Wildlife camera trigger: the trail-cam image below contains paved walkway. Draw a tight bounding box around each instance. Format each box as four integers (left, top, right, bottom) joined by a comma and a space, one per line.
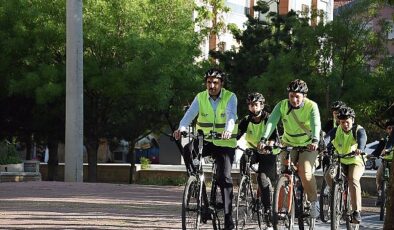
0, 181, 384, 229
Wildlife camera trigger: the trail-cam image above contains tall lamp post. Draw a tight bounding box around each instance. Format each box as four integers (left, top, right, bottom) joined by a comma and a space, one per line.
65, 0, 84, 182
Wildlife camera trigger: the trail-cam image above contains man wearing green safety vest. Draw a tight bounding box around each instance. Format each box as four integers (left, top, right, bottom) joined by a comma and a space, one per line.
258, 79, 321, 219
173, 68, 238, 230
323, 106, 367, 223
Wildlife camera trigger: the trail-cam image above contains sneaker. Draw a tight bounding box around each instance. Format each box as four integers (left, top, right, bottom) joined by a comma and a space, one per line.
264, 208, 272, 227
309, 201, 319, 218
352, 211, 361, 223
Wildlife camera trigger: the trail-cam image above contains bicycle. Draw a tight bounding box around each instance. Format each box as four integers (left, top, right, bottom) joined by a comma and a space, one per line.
235, 147, 274, 230
181, 130, 225, 230
368, 151, 391, 221
272, 146, 315, 230
319, 150, 331, 223
329, 151, 365, 230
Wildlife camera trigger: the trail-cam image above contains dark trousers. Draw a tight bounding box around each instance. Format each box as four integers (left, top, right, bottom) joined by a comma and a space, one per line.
240, 153, 277, 210
183, 140, 235, 227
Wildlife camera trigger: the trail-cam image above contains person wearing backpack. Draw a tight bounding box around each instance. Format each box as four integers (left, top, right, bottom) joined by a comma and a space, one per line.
323, 106, 367, 223
237, 92, 278, 224
258, 79, 321, 218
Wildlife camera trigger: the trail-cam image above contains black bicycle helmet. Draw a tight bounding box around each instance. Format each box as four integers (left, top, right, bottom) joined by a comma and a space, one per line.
204, 68, 225, 82
246, 92, 265, 104
331, 101, 346, 111
337, 106, 356, 120
287, 79, 308, 94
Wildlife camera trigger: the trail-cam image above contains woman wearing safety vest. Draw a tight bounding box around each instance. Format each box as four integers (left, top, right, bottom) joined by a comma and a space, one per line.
258, 79, 321, 219
323, 106, 367, 223
173, 68, 238, 230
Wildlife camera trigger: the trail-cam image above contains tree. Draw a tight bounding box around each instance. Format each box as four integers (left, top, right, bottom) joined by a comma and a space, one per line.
82, 0, 201, 181
0, 0, 202, 182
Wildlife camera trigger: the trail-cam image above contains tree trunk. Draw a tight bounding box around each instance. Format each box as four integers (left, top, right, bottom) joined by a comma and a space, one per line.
129, 144, 136, 184
47, 140, 58, 181
383, 157, 394, 229
86, 138, 98, 182
24, 134, 32, 160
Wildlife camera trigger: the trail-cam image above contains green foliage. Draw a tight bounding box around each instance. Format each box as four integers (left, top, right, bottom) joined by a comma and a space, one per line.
0, 141, 22, 165
139, 157, 151, 170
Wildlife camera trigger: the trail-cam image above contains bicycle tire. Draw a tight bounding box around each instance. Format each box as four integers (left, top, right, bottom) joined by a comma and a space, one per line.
211, 180, 224, 230
345, 189, 352, 230
182, 176, 201, 230
380, 180, 386, 221
319, 179, 330, 222
330, 182, 342, 230
235, 176, 261, 230
273, 176, 295, 230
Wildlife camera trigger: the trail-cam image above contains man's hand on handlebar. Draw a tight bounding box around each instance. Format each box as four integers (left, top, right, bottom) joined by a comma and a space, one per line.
307, 143, 318, 151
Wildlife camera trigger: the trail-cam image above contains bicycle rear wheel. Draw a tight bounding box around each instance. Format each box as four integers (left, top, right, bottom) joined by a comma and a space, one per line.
182, 176, 201, 230
273, 176, 295, 230
319, 179, 330, 223
330, 182, 343, 230
211, 180, 225, 230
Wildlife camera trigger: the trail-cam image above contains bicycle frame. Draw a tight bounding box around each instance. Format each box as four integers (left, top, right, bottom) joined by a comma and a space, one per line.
181, 130, 224, 230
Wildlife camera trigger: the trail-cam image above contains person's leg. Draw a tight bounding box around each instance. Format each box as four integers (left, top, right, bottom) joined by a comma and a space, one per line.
297, 150, 319, 202
347, 164, 364, 212
213, 145, 235, 229
257, 154, 276, 211
376, 164, 383, 192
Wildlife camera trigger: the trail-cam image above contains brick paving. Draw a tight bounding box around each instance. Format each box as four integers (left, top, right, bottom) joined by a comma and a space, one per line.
0, 181, 382, 229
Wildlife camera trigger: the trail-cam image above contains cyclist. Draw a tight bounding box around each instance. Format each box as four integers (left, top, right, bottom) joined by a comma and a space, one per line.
323, 106, 367, 223
237, 92, 278, 222
173, 67, 237, 230
258, 79, 321, 218
320, 101, 347, 175
322, 100, 347, 133
370, 119, 394, 206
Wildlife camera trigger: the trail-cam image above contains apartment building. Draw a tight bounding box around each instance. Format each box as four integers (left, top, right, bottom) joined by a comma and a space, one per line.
197, 0, 334, 59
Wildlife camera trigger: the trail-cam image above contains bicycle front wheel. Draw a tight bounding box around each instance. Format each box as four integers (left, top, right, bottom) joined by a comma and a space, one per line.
330, 182, 343, 230
182, 176, 201, 230
236, 176, 260, 229
211, 179, 225, 230
380, 179, 386, 221
319, 178, 330, 223
273, 176, 295, 230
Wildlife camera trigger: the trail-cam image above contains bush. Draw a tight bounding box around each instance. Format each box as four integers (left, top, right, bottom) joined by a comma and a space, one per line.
0, 141, 23, 165
140, 156, 151, 169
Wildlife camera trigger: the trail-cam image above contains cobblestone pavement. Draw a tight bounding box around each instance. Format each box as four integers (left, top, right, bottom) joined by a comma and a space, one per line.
0, 181, 384, 229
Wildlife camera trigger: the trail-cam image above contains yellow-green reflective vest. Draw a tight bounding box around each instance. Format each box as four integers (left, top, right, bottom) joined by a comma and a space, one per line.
196, 89, 238, 148
245, 121, 265, 149
332, 125, 364, 165
383, 149, 393, 161
279, 98, 315, 146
